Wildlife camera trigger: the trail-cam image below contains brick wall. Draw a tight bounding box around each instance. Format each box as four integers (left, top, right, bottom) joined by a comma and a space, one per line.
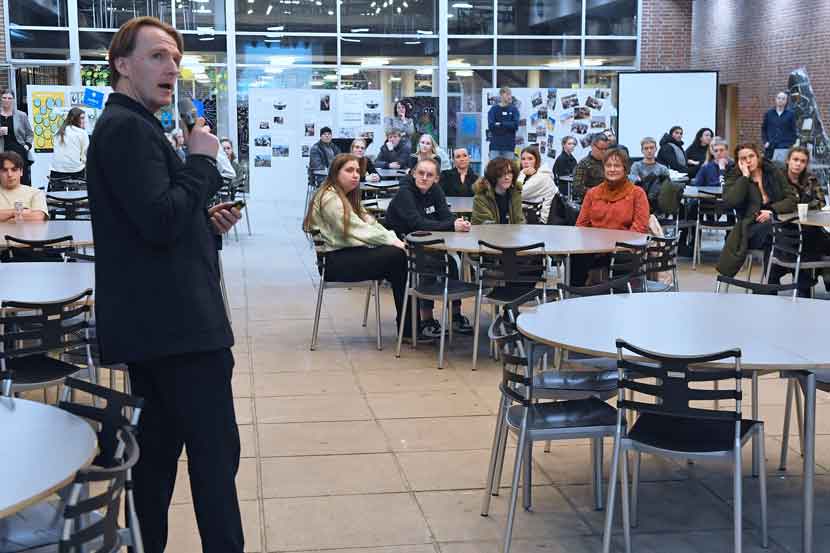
689, 0, 830, 144
640, 0, 693, 71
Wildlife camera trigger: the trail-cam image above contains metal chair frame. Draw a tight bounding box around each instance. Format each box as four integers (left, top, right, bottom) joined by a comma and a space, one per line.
692, 196, 736, 270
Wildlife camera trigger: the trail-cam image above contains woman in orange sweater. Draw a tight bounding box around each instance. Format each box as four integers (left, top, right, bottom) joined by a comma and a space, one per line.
571, 147, 650, 285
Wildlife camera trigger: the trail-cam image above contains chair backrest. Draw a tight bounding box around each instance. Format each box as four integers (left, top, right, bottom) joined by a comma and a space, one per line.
405, 237, 450, 281
769, 218, 803, 267
47, 176, 86, 192
521, 200, 543, 225
715, 274, 798, 298
698, 197, 735, 226
645, 236, 678, 275
58, 428, 139, 553
46, 195, 90, 221
615, 338, 743, 424
3, 234, 75, 262
477, 240, 546, 287
0, 289, 94, 373
60, 376, 144, 468
557, 273, 634, 299
489, 314, 537, 406
610, 242, 647, 282
65, 251, 95, 263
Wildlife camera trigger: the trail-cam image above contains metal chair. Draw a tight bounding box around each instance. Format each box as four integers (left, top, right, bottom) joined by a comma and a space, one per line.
481, 316, 618, 553
0, 289, 97, 399
310, 232, 381, 351
46, 176, 86, 192
2, 235, 75, 263
46, 195, 90, 220
693, 196, 736, 269
764, 218, 830, 297
396, 237, 480, 369
521, 200, 544, 225
643, 236, 679, 292
232, 167, 252, 236
602, 339, 767, 553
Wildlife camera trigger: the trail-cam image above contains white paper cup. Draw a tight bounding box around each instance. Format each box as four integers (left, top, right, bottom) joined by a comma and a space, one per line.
798, 203, 808, 221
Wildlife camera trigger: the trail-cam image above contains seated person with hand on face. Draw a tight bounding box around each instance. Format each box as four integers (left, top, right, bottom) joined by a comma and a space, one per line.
374, 128, 409, 170
693, 137, 733, 188
439, 147, 478, 197
386, 158, 474, 340
351, 138, 380, 182
0, 151, 48, 221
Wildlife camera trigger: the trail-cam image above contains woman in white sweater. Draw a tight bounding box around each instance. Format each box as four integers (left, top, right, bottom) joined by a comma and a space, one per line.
50, 107, 89, 180
517, 146, 558, 223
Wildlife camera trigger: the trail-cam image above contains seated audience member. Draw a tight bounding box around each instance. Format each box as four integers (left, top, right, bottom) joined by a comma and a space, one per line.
409, 133, 441, 171
767, 146, 830, 296
386, 158, 473, 338
471, 158, 525, 225
374, 129, 409, 169
517, 146, 558, 224
221, 138, 242, 177
571, 147, 649, 285
693, 137, 733, 188
350, 138, 380, 182
629, 137, 671, 212
716, 143, 797, 278
439, 148, 478, 197
309, 126, 341, 173
303, 154, 411, 334
657, 125, 688, 173
170, 128, 187, 162
603, 128, 629, 156
572, 132, 609, 201
0, 151, 48, 221
685, 127, 713, 179
553, 135, 578, 179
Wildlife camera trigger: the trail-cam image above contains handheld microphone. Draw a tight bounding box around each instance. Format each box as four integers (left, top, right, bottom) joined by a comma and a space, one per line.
178, 96, 197, 132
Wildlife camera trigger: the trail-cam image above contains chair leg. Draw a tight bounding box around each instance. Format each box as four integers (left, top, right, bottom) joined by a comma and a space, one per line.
362, 285, 372, 327
502, 416, 529, 553
472, 291, 482, 371
752, 372, 760, 477
310, 281, 325, 351
692, 222, 700, 270
758, 426, 769, 548
482, 395, 508, 516
244, 204, 252, 236
631, 451, 641, 528
592, 437, 604, 511
544, 440, 551, 453
374, 281, 382, 351
780, 379, 795, 470
437, 297, 448, 369
734, 442, 743, 553
602, 436, 623, 553
794, 383, 805, 457
395, 286, 411, 357
493, 409, 510, 497
620, 449, 632, 553
522, 439, 532, 511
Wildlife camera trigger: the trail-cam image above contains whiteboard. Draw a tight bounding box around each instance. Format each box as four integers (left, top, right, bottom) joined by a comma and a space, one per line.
617, 72, 717, 156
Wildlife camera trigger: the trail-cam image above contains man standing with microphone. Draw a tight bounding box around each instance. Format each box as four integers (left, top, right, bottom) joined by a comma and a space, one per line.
86, 17, 243, 553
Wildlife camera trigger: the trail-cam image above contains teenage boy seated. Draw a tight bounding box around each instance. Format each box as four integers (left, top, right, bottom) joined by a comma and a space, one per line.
0, 151, 48, 221
374, 128, 410, 169
385, 157, 473, 340
628, 136, 671, 211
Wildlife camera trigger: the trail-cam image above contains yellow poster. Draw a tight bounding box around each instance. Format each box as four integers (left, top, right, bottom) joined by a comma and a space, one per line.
30, 91, 66, 153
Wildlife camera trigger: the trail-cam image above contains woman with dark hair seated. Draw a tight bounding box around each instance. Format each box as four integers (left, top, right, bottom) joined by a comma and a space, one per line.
471, 157, 524, 225
570, 147, 650, 285
716, 142, 797, 278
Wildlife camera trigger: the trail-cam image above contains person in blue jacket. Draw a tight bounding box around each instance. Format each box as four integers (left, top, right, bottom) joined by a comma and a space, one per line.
487, 86, 520, 160
762, 92, 797, 162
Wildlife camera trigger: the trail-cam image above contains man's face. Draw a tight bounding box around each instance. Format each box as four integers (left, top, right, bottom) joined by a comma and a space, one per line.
671, 128, 683, 142
712, 144, 728, 160
0, 160, 21, 189
500, 91, 512, 105
454, 148, 469, 170
641, 142, 656, 160
413, 162, 438, 193
591, 139, 609, 160
321, 131, 332, 143
776, 93, 788, 110
114, 26, 181, 113
387, 133, 400, 147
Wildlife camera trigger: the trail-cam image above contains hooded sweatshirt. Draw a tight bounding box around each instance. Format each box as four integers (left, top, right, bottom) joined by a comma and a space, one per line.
385, 175, 455, 237
685, 141, 709, 179
518, 166, 558, 224
657, 133, 688, 173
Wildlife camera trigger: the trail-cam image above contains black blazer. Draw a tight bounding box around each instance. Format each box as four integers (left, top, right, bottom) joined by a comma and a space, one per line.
439, 168, 478, 197
86, 93, 233, 363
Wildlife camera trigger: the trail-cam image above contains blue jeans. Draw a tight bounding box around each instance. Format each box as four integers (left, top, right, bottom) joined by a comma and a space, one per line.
490, 149, 515, 161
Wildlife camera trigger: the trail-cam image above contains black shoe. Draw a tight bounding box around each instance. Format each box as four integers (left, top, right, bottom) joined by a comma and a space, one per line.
418, 318, 445, 341
452, 313, 474, 335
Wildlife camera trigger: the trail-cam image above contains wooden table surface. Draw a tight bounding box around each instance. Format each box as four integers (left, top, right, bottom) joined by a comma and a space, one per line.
0, 220, 94, 247
416, 224, 648, 255
0, 397, 97, 518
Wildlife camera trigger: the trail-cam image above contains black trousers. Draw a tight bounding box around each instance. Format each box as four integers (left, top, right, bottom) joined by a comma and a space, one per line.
325, 245, 411, 331
569, 253, 610, 286
128, 348, 243, 553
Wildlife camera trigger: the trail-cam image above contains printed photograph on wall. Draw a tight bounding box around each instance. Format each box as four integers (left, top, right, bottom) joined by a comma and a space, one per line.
320, 94, 331, 111
254, 135, 271, 147
272, 145, 290, 157
259, 121, 270, 129
304, 123, 315, 136
254, 154, 271, 167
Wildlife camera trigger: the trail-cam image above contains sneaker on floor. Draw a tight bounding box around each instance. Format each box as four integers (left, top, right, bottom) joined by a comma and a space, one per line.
418, 318, 445, 341
452, 313, 474, 334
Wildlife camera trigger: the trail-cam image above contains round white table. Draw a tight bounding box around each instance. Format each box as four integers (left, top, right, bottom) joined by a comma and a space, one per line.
0, 262, 95, 303
683, 185, 723, 199
517, 292, 829, 553
376, 168, 409, 179
0, 397, 97, 517
0, 221, 94, 248
783, 210, 830, 228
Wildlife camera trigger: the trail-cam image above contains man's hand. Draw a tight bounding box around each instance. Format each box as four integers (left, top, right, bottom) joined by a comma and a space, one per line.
756, 209, 772, 223
764, 142, 770, 149
389, 162, 400, 169
717, 158, 727, 171
209, 202, 242, 234
186, 118, 220, 159
454, 218, 471, 232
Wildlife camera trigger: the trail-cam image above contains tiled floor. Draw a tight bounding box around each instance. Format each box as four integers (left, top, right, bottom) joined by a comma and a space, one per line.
166, 195, 830, 553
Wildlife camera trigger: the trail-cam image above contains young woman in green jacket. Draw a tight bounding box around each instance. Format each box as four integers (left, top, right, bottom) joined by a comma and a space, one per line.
471, 157, 525, 225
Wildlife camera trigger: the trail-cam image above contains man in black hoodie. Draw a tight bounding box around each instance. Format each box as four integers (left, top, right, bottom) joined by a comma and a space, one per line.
657, 126, 688, 173
386, 157, 473, 339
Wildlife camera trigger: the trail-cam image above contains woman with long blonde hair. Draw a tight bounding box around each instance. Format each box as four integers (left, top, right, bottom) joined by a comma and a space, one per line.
409, 133, 441, 171
303, 153, 410, 333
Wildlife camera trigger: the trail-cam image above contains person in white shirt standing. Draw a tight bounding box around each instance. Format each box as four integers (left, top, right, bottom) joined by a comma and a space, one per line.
50, 107, 89, 181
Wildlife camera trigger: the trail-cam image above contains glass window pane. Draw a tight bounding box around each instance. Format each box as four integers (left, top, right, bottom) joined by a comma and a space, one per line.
340, 38, 437, 66
585, 39, 636, 67
236, 36, 337, 65
77, 0, 169, 29
448, 39, 493, 67
178, 66, 230, 138
341, 0, 437, 34
498, 0, 581, 35
448, 69, 491, 170
496, 70, 579, 89
586, 0, 637, 36
497, 39, 580, 68
10, 29, 69, 60
9, 0, 68, 26
448, 0, 493, 35
177, 0, 226, 31
79, 31, 114, 62
235, 0, 336, 33
182, 34, 227, 64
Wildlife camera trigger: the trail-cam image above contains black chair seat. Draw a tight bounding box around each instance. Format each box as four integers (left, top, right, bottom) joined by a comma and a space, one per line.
506, 397, 617, 431
415, 278, 478, 297
7, 355, 82, 385
534, 368, 618, 392
485, 285, 538, 304
628, 413, 758, 453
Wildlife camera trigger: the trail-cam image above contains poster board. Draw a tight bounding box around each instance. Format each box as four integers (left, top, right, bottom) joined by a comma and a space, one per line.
481, 87, 614, 167
247, 88, 384, 197
27, 85, 112, 189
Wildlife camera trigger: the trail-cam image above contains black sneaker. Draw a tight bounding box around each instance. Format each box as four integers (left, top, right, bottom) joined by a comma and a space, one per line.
452, 313, 474, 335
418, 318, 445, 341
